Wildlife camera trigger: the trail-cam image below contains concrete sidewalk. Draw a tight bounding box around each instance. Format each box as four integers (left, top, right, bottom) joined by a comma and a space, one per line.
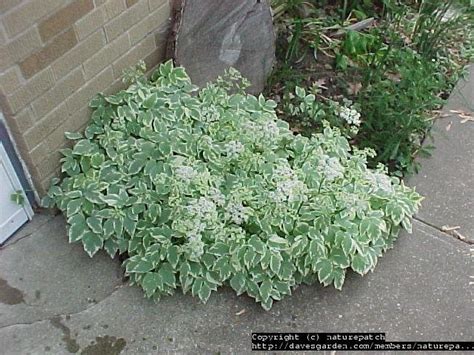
0, 67, 472, 354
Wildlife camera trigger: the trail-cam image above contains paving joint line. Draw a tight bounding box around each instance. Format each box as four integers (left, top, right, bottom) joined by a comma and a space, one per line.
0, 285, 125, 332
413, 216, 473, 245
0, 215, 55, 250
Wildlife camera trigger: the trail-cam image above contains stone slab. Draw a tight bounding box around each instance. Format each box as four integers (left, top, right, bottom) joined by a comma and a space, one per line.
406, 65, 474, 242
0, 219, 470, 354
170, 0, 275, 94
0, 214, 123, 328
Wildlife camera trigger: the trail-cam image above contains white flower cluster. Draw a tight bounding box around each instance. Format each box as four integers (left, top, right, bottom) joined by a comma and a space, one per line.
186, 197, 217, 222
186, 233, 205, 259
201, 106, 220, 122
226, 201, 249, 225
270, 161, 308, 203
262, 120, 279, 137
175, 165, 197, 181
208, 187, 225, 207
367, 172, 393, 194
337, 104, 361, 126
225, 140, 244, 158
319, 155, 344, 181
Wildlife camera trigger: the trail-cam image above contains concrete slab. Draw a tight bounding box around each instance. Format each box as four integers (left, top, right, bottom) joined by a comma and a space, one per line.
0, 214, 123, 328
406, 65, 474, 241
0, 220, 470, 354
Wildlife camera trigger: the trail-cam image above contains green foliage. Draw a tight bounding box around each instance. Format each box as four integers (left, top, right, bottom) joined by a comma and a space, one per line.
43, 62, 422, 310
269, 0, 472, 176
10, 190, 25, 206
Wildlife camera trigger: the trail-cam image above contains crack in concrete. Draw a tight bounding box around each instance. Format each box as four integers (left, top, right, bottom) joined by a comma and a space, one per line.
413, 217, 473, 245
0, 215, 55, 250
0, 285, 125, 332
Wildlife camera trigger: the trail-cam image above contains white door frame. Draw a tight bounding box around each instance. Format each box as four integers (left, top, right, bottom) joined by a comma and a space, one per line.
0, 143, 34, 244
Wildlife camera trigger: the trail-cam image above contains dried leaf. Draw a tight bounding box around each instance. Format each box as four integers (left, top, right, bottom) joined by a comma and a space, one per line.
445, 121, 452, 131
452, 230, 466, 240
441, 225, 460, 231
348, 82, 362, 95
235, 309, 246, 316
314, 78, 327, 89
386, 72, 401, 82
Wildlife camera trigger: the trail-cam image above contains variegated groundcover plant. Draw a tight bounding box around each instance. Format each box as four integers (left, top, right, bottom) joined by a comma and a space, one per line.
42, 61, 422, 310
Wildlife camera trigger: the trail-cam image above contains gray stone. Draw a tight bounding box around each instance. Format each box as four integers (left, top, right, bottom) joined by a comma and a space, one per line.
0, 214, 123, 328
406, 65, 474, 242
169, 0, 275, 94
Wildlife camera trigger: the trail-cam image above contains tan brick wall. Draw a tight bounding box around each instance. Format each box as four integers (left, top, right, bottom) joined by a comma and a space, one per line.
0, 0, 170, 197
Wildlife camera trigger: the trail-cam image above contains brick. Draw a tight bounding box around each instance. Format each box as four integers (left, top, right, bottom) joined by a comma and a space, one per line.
66, 107, 91, 134
66, 67, 114, 113
51, 110, 91, 154
39, 174, 57, 196
126, 0, 139, 7
74, 6, 107, 40
24, 103, 69, 150
6, 68, 55, 114
44, 107, 91, 155
0, 105, 34, 134
0, 0, 22, 13
129, 1, 170, 45
0, 67, 22, 92
32, 67, 85, 118
143, 22, 168, 71
83, 33, 130, 80
112, 35, 155, 79
41, 164, 61, 184
6, 28, 43, 63
104, 0, 126, 21
38, 0, 94, 42
19, 29, 78, 79
2, 0, 64, 38
29, 140, 50, 165
148, 0, 167, 11
3, 126, 31, 163
0, 46, 13, 72
51, 30, 106, 80
104, 77, 127, 95
36, 150, 62, 179
12, 108, 34, 133
144, 46, 165, 74
0, 25, 7, 46
104, 0, 148, 41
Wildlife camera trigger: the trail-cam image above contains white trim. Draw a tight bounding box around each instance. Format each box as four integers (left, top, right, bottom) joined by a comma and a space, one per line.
0, 143, 34, 218
0, 111, 39, 204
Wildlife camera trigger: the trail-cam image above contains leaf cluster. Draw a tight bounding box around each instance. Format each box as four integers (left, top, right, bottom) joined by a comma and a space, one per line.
43, 61, 422, 309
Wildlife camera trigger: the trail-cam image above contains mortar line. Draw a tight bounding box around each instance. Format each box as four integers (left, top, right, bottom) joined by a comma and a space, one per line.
413, 216, 473, 245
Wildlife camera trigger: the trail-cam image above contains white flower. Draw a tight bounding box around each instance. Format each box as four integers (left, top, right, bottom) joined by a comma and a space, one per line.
337, 105, 361, 126
202, 106, 220, 122
176, 165, 197, 181
226, 201, 249, 225
187, 197, 217, 221
271, 161, 308, 202
368, 172, 393, 193
273, 162, 296, 181
319, 156, 344, 181
208, 187, 225, 207
225, 140, 244, 158
187, 233, 205, 259
262, 120, 279, 137
276, 179, 308, 202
